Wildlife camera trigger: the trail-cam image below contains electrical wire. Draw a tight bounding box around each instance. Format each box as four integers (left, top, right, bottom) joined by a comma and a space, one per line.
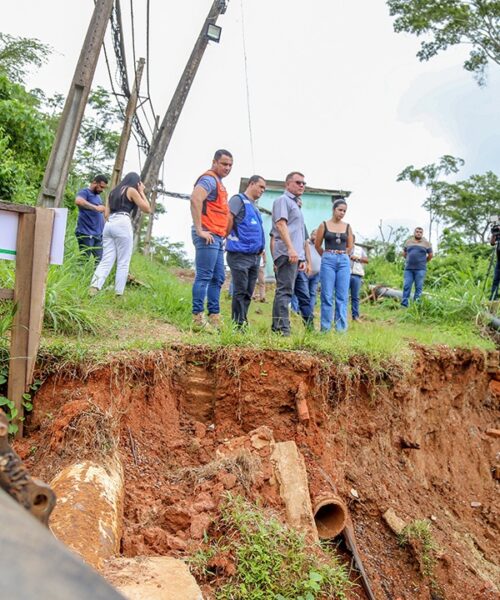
240, 0, 256, 171
145, 0, 157, 124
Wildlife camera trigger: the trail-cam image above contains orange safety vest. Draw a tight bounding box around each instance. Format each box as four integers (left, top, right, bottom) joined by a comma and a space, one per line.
196, 170, 229, 236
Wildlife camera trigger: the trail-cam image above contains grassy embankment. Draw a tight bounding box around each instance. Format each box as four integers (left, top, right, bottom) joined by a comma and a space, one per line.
0, 236, 496, 375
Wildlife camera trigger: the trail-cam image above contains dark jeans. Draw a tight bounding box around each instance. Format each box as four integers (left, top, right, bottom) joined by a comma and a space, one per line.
402, 269, 426, 307
490, 260, 500, 300
191, 228, 225, 315
76, 233, 103, 262
226, 252, 260, 326
293, 271, 314, 328
291, 272, 320, 317
350, 274, 363, 319
272, 255, 299, 335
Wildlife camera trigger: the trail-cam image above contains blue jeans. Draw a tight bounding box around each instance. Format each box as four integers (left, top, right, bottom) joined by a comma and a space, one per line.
490, 260, 499, 300
402, 269, 426, 307
350, 274, 363, 319
291, 272, 320, 316
320, 253, 350, 332
76, 233, 103, 263
293, 270, 314, 328
192, 228, 225, 315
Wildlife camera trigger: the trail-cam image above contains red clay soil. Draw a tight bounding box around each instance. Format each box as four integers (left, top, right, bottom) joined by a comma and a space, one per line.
15, 344, 500, 600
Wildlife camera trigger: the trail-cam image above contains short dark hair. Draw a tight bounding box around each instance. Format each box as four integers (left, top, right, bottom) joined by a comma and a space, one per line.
93, 174, 108, 184
248, 175, 265, 186
332, 198, 347, 209
213, 149, 233, 161
285, 171, 304, 183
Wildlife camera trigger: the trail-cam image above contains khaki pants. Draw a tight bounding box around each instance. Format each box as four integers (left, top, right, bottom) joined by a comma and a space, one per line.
253, 266, 266, 301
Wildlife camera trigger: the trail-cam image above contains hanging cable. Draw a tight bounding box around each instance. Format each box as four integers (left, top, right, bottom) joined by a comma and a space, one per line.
145, 0, 157, 124
240, 0, 256, 171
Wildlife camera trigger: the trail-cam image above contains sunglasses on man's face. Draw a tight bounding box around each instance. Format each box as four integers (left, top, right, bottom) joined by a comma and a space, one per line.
293, 181, 306, 186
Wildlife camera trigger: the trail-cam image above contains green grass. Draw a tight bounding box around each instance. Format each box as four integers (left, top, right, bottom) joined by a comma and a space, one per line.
0, 238, 496, 373
189, 494, 353, 600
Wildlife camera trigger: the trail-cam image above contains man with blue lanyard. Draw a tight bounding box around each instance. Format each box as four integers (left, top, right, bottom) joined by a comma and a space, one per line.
401, 226, 433, 307
226, 176, 267, 327
75, 175, 108, 262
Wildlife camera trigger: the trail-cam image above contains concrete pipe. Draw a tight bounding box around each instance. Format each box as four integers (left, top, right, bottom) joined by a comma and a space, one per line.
313, 495, 348, 539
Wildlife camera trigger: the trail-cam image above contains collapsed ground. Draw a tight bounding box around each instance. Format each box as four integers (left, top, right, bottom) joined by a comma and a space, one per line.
14, 343, 500, 600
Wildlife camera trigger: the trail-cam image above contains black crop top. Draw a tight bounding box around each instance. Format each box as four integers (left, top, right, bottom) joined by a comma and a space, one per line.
323, 221, 350, 251
109, 187, 137, 218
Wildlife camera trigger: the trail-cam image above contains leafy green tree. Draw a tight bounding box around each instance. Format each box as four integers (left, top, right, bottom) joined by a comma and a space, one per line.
73, 86, 121, 181
0, 74, 53, 203
397, 155, 464, 239
431, 171, 500, 242
0, 33, 51, 83
387, 0, 500, 84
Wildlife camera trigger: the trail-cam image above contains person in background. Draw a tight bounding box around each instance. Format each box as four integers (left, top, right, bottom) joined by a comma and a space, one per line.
489, 229, 500, 301
291, 228, 321, 316
270, 172, 313, 336
401, 227, 433, 307
349, 234, 369, 321
90, 172, 150, 296
253, 250, 267, 302
226, 175, 267, 327
190, 149, 233, 329
315, 198, 353, 332
75, 174, 108, 262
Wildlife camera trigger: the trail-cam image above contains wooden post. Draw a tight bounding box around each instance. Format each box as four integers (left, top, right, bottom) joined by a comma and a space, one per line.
4, 205, 54, 437
110, 58, 145, 190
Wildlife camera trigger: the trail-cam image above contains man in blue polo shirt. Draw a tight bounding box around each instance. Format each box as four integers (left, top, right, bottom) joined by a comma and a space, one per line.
75, 175, 108, 262
401, 227, 433, 307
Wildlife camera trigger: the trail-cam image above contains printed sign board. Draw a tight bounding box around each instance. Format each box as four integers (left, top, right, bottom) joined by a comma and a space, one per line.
0, 208, 68, 265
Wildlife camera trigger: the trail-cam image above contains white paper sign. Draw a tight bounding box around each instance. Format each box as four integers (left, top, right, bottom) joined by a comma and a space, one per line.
0, 208, 68, 264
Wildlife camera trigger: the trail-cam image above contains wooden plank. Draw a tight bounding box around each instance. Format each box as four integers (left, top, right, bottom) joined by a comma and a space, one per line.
0, 288, 14, 300
0, 201, 36, 214
26, 208, 55, 385
7, 212, 36, 437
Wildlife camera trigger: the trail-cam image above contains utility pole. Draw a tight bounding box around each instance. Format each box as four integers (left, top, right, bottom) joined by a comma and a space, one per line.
110, 58, 145, 189
37, 0, 114, 208
135, 0, 229, 238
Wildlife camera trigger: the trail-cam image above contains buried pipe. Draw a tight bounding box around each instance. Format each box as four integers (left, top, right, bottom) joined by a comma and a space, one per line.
312, 494, 348, 539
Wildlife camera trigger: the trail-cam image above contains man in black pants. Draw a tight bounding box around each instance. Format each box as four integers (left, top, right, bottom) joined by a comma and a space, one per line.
226, 176, 267, 327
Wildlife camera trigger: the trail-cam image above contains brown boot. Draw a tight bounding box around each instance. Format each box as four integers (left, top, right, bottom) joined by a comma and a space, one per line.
207, 313, 222, 330
192, 313, 206, 331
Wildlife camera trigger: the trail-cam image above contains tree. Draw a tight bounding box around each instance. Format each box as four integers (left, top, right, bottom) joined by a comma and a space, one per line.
397, 155, 464, 239
73, 86, 122, 180
430, 171, 500, 242
0, 33, 51, 84
387, 0, 500, 84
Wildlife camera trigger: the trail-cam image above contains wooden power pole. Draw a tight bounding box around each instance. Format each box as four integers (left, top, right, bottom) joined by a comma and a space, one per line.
110, 58, 145, 189
135, 0, 229, 239
37, 0, 114, 208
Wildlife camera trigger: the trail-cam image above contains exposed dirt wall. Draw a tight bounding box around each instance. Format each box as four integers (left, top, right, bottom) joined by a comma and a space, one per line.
17, 345, 500, 600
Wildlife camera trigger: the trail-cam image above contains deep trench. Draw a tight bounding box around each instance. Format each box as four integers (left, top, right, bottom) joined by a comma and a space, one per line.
17, 345, 500, 600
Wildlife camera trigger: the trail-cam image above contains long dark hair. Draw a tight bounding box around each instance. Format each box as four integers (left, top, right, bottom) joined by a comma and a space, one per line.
108, 172, 141, 213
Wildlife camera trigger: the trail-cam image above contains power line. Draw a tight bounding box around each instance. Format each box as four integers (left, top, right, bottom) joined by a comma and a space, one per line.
145, 0, 157, 124
240, 0, 255, 171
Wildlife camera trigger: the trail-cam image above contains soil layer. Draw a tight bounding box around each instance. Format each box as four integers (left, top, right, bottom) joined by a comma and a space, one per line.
16, 344, 500, 600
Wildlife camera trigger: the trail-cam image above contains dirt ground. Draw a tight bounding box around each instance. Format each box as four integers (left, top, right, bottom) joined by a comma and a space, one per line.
15, 344, 500, 600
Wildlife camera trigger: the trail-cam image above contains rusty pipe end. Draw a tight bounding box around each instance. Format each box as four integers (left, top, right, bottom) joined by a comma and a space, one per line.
313, 495, 348, 539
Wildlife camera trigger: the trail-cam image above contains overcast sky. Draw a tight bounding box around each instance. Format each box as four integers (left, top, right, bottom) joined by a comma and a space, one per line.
2, 1, 500, 257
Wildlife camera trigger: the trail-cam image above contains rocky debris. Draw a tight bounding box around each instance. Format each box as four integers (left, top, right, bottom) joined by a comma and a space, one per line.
485, 428, 500, 438
382, 508, 407, 536
103, 556, 203, 600
489, 379, 500, 398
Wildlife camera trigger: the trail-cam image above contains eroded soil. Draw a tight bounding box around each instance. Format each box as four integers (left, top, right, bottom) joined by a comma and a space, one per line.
15, 344, 500, 600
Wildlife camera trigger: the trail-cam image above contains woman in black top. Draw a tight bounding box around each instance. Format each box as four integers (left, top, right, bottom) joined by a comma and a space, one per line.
314, 198, 353, 331
90, 172, 150, 296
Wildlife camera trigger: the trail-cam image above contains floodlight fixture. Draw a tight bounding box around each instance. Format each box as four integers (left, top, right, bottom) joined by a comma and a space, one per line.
206, 23, 222, 43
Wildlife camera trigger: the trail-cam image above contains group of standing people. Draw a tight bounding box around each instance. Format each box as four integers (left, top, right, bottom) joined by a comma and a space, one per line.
189, 149, 371, 335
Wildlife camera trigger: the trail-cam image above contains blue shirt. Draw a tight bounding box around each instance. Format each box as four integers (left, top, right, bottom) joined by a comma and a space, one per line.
196, 175, 218, 201
75, 188, 104, 236
404, 237, 432, 270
